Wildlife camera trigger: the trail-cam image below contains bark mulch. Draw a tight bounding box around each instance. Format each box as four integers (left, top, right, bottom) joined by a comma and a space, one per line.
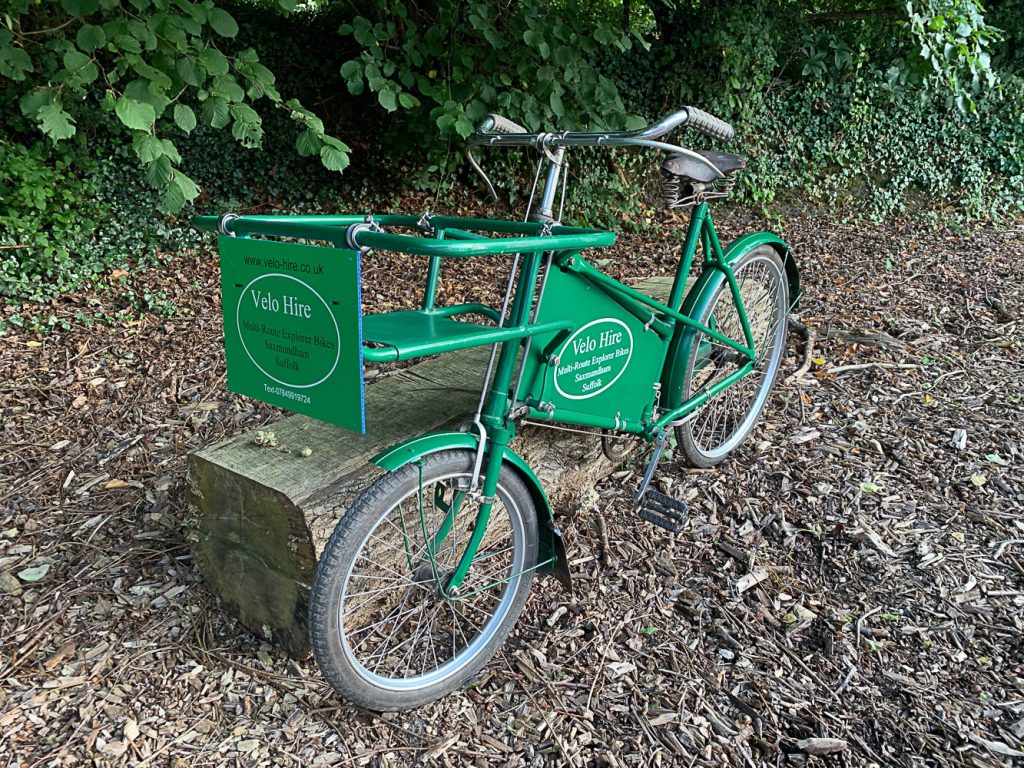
1, 208, 1022, 767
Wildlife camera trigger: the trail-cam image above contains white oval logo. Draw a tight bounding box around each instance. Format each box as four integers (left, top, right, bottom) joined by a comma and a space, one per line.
552, 317, 633, 400
235, 273, 341, 389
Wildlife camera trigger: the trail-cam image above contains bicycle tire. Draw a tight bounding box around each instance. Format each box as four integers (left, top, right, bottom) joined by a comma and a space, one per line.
309, 450, 538, 711
676, 245, 789, 467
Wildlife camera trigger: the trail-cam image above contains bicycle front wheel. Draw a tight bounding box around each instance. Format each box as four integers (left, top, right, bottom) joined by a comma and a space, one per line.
308, 450, 538, 711
676, 245, 789, 467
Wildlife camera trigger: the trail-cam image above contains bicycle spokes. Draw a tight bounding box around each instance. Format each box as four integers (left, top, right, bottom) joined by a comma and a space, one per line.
341, 473, 520, 682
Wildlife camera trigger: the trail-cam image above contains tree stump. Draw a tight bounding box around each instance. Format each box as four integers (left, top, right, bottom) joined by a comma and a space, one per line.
187, 278, 672, 658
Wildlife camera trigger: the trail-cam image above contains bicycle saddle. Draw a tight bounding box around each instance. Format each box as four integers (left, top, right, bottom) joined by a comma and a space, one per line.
661, 150, 746, 183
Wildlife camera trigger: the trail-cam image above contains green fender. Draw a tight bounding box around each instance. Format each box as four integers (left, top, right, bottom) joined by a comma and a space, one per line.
661, 232, 799, 408
372, 431, 570, 589
724, 231, 800, 308
372, 431, 482, 471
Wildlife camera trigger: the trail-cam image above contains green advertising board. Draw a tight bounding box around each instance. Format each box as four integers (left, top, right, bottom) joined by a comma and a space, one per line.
218, 236, 365, 433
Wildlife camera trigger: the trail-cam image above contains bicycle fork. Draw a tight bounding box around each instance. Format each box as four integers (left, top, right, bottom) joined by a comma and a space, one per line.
416, 146, 571, 597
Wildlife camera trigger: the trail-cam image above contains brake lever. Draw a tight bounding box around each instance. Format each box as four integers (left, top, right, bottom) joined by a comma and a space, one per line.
464, 147, 498, 202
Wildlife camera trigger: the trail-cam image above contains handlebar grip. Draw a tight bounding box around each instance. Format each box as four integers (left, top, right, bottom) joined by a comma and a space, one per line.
685, 106, 734, 142
478, 114, 528, 135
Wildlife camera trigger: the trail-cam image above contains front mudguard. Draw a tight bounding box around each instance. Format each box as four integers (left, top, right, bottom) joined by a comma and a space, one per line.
661, 232, 799, 408
372, 431, 572, 591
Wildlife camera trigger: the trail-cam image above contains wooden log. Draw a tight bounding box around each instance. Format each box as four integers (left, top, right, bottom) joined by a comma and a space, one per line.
187, 277, 673, 658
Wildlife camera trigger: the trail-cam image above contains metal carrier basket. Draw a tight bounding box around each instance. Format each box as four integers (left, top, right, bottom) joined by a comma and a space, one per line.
661, 169, 736, 210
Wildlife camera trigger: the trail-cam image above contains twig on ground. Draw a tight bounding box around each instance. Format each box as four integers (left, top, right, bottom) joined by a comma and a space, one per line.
834, 661, 858, 695
993, 539, 1024, 559
855, 606, 883, 652
827, 362, 924, 374
585, 618, 627, 714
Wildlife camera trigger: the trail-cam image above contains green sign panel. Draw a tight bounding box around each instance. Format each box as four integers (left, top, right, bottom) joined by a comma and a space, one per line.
218, 236, 365, 433
552, 318, 634, 399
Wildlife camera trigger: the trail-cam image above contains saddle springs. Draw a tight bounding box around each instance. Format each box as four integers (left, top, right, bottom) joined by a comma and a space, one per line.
661, 170, 736, 210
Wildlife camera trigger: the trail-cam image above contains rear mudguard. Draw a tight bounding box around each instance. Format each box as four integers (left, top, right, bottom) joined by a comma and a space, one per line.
661, 232, 799, 407
372, 431, 572, 591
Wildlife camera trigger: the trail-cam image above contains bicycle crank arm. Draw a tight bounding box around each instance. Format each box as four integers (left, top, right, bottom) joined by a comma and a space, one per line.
635, 430, 669, 505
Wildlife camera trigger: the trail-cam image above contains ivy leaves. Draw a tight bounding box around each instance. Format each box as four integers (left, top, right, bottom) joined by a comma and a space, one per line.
1, 0, 346, 213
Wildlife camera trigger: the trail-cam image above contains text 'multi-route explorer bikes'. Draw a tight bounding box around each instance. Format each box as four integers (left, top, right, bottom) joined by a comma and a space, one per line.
194, 104, 800, 711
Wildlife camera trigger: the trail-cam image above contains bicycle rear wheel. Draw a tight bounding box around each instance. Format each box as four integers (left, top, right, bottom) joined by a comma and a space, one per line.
308, 450, 537, 711
676, 245, 789, 467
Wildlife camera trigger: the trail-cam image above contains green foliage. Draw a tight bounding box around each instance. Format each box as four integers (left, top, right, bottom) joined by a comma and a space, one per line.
627, 0, 1006, 121
903, 0, 1002, 110
0, 0, 346, 213
0, 135, 210, 304
0, 140, 101, 300
734, 73, 1024, 220
562, 150, 650, 229
595, 0, 1021, 221
336, 0, 647, 158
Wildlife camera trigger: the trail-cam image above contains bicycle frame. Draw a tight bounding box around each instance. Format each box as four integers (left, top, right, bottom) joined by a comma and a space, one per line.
515, 202, 758, 436
388, 207, 768, 597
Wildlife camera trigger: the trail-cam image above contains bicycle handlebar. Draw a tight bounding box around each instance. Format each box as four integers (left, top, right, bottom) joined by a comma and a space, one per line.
469, 106, 734, 149
682, 106, 734, 142
479, 114, 528, 135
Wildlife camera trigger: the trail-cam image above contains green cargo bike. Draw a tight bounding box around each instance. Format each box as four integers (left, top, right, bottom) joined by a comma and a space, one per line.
194, 105, 800, 711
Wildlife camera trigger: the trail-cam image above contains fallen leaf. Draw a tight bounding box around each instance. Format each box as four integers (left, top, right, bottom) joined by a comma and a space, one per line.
419, 735, 459, 762
0, 572, 22, 595
43, 641, 77, 671
859, 481, 881, 494
970, 473, 987, 487
734, 569, 770, 594
985, 454, 1008, 466
968, 734, 1024, 758
606, 661, 636, 678
17, 563, 50, 582
98, 740, 128, 757
104, 479, 129, 490
42, 675, 86, 689
790, 428, 821, 444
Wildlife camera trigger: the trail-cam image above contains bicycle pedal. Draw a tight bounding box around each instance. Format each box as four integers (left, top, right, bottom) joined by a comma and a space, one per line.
637, 489, 688, 533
